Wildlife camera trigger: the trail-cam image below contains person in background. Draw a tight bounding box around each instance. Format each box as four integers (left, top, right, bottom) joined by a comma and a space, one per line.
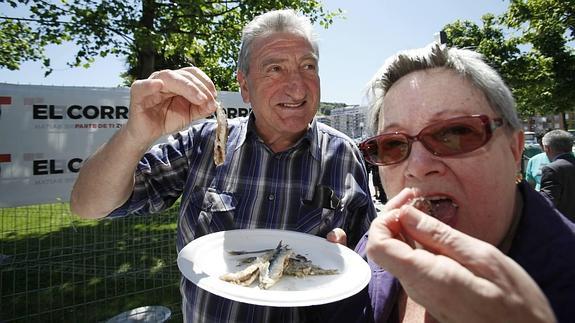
322, 44, 575, 322
540, 129, 575, 222
70, 9, 376, 323
525, 133, 550, 190
367, 161, 387, 204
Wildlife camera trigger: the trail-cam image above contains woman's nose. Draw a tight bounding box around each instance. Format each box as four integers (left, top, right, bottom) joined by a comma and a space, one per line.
404, 141, 444, 179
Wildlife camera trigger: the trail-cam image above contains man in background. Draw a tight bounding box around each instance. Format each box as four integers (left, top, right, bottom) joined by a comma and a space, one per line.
540, 129, 575, 222
525, 133, 549, 191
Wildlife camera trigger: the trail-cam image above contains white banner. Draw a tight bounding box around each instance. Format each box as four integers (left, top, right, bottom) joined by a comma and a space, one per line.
0, 83, 251, 207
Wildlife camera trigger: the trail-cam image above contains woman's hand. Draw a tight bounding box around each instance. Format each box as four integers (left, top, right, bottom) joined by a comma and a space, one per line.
366, 188, 556, 323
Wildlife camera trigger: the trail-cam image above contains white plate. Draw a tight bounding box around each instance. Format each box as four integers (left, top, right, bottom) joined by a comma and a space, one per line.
177, 229, 371, 307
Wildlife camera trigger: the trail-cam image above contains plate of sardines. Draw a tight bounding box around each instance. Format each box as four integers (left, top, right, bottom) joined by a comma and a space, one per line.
177, 229, 371, 307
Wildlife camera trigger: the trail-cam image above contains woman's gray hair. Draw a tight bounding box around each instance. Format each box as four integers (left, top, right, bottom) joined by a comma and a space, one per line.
237, 9, 319, 76
365, 44, 520, 135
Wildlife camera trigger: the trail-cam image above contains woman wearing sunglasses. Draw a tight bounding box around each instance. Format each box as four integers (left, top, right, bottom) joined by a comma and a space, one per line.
319, 45, 575, 322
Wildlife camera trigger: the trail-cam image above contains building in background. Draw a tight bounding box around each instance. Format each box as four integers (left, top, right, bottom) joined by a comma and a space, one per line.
524, 112, 575, 134
329, 105, 367, 141
316, 115, 332, 127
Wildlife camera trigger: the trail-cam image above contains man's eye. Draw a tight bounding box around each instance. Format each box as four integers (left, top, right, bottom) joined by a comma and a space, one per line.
268, 65, 282, 73
303, 64, 317, 71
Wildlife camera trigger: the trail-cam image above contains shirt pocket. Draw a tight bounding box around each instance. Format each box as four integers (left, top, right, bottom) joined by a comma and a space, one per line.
189, 187, 238, 235
297, 185, 342, 236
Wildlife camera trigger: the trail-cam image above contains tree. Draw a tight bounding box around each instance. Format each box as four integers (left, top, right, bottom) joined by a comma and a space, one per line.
0, 0, 342, 90
505, 0, 575, 120
442, 0, 574, 120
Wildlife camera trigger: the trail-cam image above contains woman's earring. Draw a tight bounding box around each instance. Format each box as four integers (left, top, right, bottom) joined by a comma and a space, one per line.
515, 171, 523, 184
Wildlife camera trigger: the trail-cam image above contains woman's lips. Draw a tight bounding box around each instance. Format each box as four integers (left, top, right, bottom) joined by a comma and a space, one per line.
410, 196, 458, 227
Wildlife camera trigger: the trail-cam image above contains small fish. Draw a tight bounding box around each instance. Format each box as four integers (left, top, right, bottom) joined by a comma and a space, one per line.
213, 101, 228, 166
226, 248, 276, 256
284, 254, 339, 277
258, 245, 294, 289
219, 263, 260, 286
410, 197, 433, 215
219, 241, 339, 289
219, 246, 278, 286
225, 240, 282, 255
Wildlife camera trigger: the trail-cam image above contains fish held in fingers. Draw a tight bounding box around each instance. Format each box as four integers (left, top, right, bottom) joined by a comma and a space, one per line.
213, 101, 228, 166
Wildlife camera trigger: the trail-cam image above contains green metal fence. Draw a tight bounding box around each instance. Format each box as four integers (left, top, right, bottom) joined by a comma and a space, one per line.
0, 202, 182, 322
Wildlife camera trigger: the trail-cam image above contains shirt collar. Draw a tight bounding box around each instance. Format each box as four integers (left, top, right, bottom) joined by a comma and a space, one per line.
240, 112, 320, 160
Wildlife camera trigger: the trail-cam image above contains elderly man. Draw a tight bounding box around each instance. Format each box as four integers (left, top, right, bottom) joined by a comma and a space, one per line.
540, 129, 575, 222
70, 9, 376, 323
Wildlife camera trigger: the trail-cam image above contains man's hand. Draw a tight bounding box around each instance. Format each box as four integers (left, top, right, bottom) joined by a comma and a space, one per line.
326, 228, 347, 246
126, 67, 218, 147
366, 188, 556, 323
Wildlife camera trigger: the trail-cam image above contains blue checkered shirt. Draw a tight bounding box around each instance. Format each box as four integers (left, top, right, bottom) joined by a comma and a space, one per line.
110, 114, 376, 322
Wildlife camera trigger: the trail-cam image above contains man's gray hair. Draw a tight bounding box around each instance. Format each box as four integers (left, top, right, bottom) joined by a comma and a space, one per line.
542, 129, 574, 153
365, 44, 520, 135
237, 9, 319, 76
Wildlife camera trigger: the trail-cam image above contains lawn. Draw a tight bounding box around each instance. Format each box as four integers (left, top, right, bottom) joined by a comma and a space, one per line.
0, 202, 182, 322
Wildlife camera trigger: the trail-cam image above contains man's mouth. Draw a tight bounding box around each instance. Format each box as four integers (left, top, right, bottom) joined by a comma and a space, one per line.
279, 101, 305, 108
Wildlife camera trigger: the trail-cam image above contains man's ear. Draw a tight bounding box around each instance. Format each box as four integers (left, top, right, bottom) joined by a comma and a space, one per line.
237, 71, 250, 104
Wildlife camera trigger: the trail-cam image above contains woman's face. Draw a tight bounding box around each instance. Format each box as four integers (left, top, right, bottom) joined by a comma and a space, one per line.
379, 68, 523, 246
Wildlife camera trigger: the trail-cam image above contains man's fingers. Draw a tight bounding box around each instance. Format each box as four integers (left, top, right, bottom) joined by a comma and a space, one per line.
179, 66, 217, 97
149, 68, 217, 114
326, 228, 347, 246
130, 78, 165, 107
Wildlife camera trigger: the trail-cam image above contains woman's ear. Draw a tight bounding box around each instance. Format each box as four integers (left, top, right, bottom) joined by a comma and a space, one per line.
512, 130, 525, 169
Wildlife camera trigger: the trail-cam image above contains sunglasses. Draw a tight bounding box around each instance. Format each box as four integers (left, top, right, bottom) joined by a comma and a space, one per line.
359, 115, 504, 166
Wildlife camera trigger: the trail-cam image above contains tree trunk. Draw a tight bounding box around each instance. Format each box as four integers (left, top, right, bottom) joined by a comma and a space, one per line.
137, 0, 156, 79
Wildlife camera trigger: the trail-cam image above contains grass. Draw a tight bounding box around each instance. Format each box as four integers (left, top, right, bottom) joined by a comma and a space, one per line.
0, 202, 182, 322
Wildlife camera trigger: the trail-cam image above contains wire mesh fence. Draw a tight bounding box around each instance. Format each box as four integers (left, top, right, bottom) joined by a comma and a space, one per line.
0, 202, 182, 322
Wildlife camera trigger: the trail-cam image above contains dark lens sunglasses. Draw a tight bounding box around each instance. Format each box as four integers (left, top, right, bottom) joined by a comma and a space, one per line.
359, 115, 504, 166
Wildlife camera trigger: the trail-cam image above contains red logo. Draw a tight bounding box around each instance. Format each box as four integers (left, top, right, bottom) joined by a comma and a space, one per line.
0, 97, 11, 105
0, 154, 11, 177
0, 96, 11, 120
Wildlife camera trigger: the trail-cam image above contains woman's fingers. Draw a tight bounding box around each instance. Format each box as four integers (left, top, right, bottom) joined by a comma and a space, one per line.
368, 206, 556, 323
397, 205, 511, 279
381, 187, 417, 213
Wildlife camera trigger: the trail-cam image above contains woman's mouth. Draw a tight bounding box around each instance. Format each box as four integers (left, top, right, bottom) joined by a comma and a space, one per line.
410, 196, 459, 226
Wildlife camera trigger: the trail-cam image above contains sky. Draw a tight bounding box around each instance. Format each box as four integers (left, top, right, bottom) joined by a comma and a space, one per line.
0, 0, 509, 105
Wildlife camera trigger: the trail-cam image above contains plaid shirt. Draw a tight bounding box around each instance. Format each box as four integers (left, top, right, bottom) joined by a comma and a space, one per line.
110, 114, 376, 322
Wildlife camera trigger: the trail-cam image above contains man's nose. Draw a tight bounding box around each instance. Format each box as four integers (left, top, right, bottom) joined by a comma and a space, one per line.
284, 71, 305, 98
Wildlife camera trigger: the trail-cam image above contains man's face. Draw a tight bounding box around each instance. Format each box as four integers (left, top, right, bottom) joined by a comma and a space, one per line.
237, 32, 320, 150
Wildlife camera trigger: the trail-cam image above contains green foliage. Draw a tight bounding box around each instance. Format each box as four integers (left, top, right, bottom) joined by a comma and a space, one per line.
0, 0, 343, 90
319, 102, 347, 116
442, 0, 574, 118
0, 19, 51, 74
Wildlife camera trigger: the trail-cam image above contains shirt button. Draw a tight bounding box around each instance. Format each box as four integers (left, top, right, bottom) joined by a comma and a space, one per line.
268, 194, 275, 201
